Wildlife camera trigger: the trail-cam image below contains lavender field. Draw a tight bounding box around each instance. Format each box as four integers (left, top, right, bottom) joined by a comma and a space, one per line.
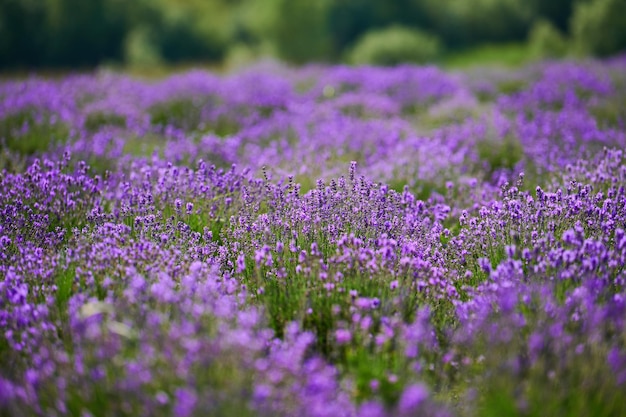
1, 58, 626, 417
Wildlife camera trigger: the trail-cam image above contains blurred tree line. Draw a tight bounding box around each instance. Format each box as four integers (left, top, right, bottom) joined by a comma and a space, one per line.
0, 0, 625, 69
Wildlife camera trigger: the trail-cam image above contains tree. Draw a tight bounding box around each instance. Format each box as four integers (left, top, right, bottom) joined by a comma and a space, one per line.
270, 0, 334, 63
571, 0, 626, 57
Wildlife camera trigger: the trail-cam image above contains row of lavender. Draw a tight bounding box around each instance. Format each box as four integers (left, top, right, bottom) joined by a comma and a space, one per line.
1, 57, 625, 416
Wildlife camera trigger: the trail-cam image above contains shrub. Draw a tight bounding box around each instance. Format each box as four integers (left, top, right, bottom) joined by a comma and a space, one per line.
270, 0, 333, 64
420, 0, 534, 48
570, 0, 626, 57
123, 25, 163, 67
347, 25, 443, 66
528, 19, 569, 59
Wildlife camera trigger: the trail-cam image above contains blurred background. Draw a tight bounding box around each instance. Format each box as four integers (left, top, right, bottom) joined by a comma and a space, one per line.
1, 0, 625, 71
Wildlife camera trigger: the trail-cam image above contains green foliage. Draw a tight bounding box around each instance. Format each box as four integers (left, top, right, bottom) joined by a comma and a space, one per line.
0, 110, 69, 155
54, 262, 76, 328
443, 43, 533, 69
152, 16, 227, 64
0, 0, 613, 68
84, 112, 127, 132
269, 0, 334, 63
419, 0, 534, 48
148, 97, 240, 138
526, 0, 577, 33
123, 0, 232, 66
326, 0, 432, 54
497, 78, 528, 95
123, 25, 164, 67
45, 0, 129, 67
348, 25, 443, 66
528, 19, 569, 59
224, 42, 274, 71
0, 0, 230, 69
149, 98, 210, 131
476, 134, 524, 176
571, 0, 626, 57
0, 0, 56, 67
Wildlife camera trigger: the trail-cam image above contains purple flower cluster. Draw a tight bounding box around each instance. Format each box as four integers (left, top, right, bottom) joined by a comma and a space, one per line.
1, 57, 626, 416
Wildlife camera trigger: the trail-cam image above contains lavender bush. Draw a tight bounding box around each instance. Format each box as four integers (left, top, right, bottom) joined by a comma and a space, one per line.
1, 57, 626, 417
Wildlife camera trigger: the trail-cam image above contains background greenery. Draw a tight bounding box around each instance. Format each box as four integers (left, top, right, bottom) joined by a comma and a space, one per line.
0, 0, 625, 69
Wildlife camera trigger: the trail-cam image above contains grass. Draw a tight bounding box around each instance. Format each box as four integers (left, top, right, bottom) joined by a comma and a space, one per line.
443, 43, 536, 70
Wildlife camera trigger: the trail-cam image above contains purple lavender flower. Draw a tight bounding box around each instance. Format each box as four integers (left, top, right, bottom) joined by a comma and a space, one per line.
398, 383, 429, 413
